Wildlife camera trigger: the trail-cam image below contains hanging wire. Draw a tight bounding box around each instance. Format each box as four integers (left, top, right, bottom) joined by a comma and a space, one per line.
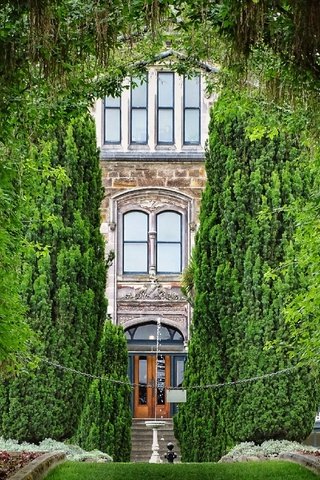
38, 356, 301, 391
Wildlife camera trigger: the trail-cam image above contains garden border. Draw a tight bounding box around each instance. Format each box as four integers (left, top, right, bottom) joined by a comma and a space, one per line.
8, 452, 66, 480
279, 452, 320, 475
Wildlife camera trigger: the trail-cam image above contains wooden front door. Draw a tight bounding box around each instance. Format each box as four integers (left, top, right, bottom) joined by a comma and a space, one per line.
134, 354, 171, 418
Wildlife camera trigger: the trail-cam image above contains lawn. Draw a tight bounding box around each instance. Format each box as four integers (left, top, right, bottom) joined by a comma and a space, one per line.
45, 461, 318, 480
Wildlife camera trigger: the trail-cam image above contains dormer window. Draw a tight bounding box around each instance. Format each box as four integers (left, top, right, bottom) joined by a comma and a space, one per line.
184, 75, 201, 144
157, 72, 174, 145
130, 75, 148, 144
102, 71, 203, 152
104, 96, 121, 144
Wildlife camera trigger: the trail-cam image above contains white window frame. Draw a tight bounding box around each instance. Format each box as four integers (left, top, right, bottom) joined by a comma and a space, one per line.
157, 71, 175, 145
130, 74, 148, 145
183, 74, 201, 145
121, 209, 183, 275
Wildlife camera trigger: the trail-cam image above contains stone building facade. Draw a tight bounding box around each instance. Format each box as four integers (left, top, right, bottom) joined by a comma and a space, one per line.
95, 64, 214, 418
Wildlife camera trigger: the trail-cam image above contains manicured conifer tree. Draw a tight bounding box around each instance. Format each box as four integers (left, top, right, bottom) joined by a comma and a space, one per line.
0, 113, 108, 442
175, 92, 320, 461
75, 321, 131, 461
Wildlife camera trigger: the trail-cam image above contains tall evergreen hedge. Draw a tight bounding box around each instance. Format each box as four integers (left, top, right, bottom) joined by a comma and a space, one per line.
175, 92, 320, 461
75, 321, 131, 461
0, 113, 107, 442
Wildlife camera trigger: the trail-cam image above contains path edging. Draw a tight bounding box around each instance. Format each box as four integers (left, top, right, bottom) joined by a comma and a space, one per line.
8, 452, 66, 480
279, 452, 320, 475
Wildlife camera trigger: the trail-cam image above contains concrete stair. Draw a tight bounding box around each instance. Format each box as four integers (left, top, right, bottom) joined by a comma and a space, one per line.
131, 418, 181, 463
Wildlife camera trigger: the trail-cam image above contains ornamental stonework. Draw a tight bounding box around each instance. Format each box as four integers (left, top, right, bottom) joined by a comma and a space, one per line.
118, 278, 184, 302
117, 304, 186, 314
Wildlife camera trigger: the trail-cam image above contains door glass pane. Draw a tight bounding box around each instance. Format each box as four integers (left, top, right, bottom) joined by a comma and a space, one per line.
124, 212, 148, 241
157, 244, 181, 273
132, 79, 147, 107
139, 357, 147, 405
185, 109, 200, 144
184, 76, 200, 107
124, 244, 147, 272
157, 212, 181, 241
157, 355, 165, 405
158, 109, 173, 143
176, 359, 185, 388
158, 73, 174, 107
105, 110, 120, 143
105, 96, 120, 107
131, 110, 147, 143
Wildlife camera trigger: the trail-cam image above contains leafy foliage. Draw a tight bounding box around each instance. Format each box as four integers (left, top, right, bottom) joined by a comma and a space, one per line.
174, 91, 320, 462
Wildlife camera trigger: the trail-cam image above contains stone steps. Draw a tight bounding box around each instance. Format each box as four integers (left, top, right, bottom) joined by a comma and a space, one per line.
131, 418, 180, 463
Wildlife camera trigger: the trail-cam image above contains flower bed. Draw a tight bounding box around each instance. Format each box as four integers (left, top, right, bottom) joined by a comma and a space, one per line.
0, 451, 43, 479
219, 440, 319, 463
0, 438, 112, 479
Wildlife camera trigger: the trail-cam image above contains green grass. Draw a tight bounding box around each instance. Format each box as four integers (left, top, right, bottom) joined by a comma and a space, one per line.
45, 461, 318, 480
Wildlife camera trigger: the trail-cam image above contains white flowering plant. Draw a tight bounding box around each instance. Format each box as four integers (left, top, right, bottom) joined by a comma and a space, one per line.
0, 437, 112, 462
222, 439, 318, 460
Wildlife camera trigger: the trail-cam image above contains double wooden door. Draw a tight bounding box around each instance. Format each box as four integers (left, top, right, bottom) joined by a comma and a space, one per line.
133, 354, 170, 418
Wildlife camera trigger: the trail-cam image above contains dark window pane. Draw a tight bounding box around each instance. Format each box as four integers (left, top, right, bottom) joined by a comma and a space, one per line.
176, 359, 185, 387
124, 212, 148, 241
139, 357, 147, 405
131, 110, 147, 143
126, 324, 183, 343
158, 109, 173, 143
124, 244, 148, 272
157, 244, 181, 273
158, 73, 174, 107
184, 76, 200, 107
157, 212, 181, 241
184, 109, 200, 144
172, 331, 183, 341
105, 110, 120, 143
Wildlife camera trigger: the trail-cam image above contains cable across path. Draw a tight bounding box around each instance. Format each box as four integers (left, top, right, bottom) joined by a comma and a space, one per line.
40, 357, 300, 391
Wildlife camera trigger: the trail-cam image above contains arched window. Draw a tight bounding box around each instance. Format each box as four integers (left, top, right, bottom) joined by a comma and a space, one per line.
122, 210, 183, 275
156, 212, 182, 273
123, 211, 148, 273
125, 323, 183, 344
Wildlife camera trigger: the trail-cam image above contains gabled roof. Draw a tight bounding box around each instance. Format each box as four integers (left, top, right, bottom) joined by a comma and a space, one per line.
132, 49, 219, 74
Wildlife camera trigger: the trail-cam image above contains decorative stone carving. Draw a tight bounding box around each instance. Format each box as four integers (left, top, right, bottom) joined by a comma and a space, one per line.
119, 278, 184, 301
139, 200, 167, 211
116, 189, 190, 212
117, 314, 186, 325
189, 221, 197, 232
117, 304, 185, 313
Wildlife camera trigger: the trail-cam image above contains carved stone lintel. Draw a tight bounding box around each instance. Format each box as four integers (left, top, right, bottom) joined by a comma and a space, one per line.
118, 315, 186, 325
117, 304, 185, 313
139, 200, 166, 211
119, 278, 183, 301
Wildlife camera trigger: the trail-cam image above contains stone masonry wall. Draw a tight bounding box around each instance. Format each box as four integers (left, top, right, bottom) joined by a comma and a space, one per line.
100, 160, 207, 227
